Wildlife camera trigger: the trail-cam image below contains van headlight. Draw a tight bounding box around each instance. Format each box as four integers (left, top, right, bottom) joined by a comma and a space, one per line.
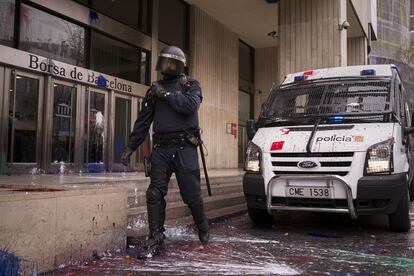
245, 141, 262, 173
365, 139, 393, 175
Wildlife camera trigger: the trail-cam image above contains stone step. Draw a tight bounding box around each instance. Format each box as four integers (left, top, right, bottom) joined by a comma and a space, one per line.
127, 192, 245, 229
127, 203, 247, 238
119, 174, 243, 192
127, 182, 243, 208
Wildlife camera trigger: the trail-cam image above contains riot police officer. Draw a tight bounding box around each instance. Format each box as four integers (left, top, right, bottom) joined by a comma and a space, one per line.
121, 45, 209, 259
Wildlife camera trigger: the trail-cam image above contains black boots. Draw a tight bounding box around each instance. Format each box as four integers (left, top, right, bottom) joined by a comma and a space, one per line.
138, 232, 165, 259
189, 198, 210, 244
138, 188, 166, 259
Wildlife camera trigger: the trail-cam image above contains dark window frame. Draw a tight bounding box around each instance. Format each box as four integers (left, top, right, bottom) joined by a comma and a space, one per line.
239, 39, 255, 85
17, 0, 90, 66
8, 0, 151, 85
73, 0, 153, 36
90, 29, 150, 84
238, 40, 255, 122
158, 0, 190, 54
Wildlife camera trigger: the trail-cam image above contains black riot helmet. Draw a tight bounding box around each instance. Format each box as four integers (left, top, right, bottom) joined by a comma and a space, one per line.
156, 45, 186, 78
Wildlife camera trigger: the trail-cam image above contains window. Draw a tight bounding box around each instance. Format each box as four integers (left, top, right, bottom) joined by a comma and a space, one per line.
19, 4, 86, 66
238, 41, 254, 124
0, 0, 15, 47
74, 0, 152, 34
91, 31, 150, 84
239, 92, 252, 124
239, 41, 254, 83
158, 0, 188, 52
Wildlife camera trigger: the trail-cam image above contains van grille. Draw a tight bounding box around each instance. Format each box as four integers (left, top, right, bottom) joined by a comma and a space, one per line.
273, 171, 349, 176
270, 152, 354, 177
271, 152, 354, 158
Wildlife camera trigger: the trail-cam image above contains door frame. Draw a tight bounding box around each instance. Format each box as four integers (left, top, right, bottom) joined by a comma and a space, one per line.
109, 92, 134, 172
82, 85, 109, 173
45, 78, 80, 173
4, 68, 45, 174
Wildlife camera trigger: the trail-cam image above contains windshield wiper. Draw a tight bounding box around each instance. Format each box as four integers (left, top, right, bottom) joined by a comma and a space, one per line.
306, 117, 321, 153
262, 117, 315, 127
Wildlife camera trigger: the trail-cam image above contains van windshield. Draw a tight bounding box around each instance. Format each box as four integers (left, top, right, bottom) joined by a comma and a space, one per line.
260, 80, 392, 126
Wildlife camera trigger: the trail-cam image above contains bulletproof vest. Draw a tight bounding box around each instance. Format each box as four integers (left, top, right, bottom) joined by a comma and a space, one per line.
153, 76, 199, 134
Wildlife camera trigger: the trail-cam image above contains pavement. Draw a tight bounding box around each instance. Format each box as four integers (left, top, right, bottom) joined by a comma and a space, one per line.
44, 203, 414, 276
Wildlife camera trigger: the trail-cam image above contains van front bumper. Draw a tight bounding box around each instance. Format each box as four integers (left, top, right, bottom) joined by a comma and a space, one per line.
243, 172, 408, 218
243, 173, 267, 210
356, 173, 407, 215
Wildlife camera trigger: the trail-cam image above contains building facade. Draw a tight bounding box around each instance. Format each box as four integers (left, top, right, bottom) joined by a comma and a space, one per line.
0, 0, 377, 174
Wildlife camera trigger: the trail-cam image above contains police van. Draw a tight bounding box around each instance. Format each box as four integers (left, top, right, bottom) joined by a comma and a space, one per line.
243, 65, 414, 232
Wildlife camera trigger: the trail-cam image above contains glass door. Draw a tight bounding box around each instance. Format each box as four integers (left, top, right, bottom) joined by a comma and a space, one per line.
238, 90, 252, 168
48, 79, 77, 173
111, 95, 132, 172
84, 87, 108, 173
6, 70, 44, 174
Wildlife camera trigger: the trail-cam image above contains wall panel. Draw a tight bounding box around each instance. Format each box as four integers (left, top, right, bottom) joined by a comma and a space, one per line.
189, 6, 239, 168
278, 0, 346, 81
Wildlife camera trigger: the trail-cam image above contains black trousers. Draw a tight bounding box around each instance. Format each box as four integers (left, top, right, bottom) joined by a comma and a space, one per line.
149, 145, 201, 205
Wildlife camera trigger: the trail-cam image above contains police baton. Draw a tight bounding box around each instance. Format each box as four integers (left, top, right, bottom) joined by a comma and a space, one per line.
198, 142, 212, 196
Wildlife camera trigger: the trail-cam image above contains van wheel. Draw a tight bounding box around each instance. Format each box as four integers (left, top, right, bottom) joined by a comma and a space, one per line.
247, 207, 273, 224
389, 192, 411, 232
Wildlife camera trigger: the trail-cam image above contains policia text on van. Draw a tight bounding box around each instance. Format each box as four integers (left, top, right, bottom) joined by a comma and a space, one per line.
243, 65, 414, 232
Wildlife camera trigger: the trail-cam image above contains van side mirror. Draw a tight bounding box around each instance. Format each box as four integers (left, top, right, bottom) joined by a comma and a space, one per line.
246, 119, 257, 140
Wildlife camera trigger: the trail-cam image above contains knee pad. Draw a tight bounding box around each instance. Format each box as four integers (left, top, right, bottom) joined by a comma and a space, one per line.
150, 165, 169, 181
146, 187, 163, 202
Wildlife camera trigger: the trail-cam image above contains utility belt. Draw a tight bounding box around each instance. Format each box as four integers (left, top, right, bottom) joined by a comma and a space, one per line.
153, 129, 200, 147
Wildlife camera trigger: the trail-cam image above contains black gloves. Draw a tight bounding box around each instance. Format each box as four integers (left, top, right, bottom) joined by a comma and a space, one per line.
120, 147, 134, 166
151, 82, 169, 99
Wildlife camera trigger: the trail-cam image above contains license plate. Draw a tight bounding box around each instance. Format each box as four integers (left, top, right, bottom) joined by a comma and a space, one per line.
285, 186, 332, 199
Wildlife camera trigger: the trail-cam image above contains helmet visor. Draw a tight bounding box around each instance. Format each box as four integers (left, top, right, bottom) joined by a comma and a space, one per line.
155, 56, 184, 75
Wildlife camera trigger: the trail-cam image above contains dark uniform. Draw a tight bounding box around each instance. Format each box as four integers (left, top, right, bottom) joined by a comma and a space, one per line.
121, 46, 209, 259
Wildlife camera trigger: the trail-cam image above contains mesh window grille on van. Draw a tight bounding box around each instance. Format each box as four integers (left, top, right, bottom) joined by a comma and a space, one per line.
261, 81, 392, 123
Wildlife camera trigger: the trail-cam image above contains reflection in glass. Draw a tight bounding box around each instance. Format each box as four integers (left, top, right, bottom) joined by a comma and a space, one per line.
136, 99, 151, 165
0, 0, 15, 47
238, 126, 245, 166
92, 0, 139, 30
7, 75, 39, 163
90, 0, 151, 33
52, 84, 76, 163
114, 98, 131, 164
140, 50, 149, 86
238, 91, 251, 125
85, 91, 105, 170
91, 31, 140, 83
19, 4, 85, 66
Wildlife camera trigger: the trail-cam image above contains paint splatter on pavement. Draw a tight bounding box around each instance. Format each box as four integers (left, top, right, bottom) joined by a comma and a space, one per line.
46, 208, 414, 276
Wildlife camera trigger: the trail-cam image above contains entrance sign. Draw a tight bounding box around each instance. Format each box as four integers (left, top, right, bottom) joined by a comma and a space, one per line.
0, 45, 147, 96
